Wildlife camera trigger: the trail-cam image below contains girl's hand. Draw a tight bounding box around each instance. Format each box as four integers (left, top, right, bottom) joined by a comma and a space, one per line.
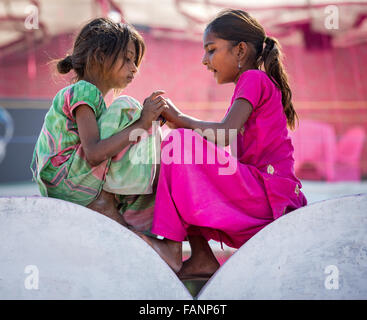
140, 90, 168, 129
161, 98, 182, 124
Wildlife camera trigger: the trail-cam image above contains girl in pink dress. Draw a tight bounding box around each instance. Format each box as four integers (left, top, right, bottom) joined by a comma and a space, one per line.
141, 9, 307, 279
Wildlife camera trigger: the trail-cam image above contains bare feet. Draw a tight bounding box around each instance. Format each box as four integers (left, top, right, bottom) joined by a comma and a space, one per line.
87, 190, 128, 227
177, 254, 220, 280
139, 234, 183, 273
177, 235, 220, 280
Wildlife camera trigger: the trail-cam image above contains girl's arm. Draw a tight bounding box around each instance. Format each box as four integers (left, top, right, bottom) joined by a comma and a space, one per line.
75, 105, 146, 166
162, 98, 253, 146
76, 91, 167, 167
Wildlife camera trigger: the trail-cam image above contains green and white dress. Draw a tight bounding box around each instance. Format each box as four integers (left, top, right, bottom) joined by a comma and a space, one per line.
31, 80, 160, 232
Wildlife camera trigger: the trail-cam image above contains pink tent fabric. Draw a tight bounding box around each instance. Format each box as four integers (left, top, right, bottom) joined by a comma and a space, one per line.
335, 127, 366, 181
290, 121, 365, 181
289, 120, 337, 181
1, 2, 367, 179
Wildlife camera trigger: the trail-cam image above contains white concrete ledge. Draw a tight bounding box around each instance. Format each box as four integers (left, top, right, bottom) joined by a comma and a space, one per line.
197, 193, 367, 300
0, 196, 192, 300
2, 194, 366, 300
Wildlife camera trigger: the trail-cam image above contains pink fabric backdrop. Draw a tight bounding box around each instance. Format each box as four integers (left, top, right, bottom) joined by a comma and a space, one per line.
0, 30, 366, 179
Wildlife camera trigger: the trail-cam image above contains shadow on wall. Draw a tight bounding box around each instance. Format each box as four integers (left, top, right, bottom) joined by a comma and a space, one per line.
0, 106, 14, 164
0, 103, 49, 183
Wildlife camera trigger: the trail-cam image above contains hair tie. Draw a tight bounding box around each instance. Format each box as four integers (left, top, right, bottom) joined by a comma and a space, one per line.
263, 36, 275, 52
265, 37, 275, 46
260, 36, 275, 60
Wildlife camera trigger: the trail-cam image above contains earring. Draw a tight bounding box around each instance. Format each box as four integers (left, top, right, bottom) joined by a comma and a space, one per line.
238, 62, 241, 69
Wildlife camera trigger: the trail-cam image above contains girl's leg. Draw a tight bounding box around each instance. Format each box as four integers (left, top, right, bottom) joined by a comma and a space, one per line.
87, 190, 128, 227
177, 234, 220, 280
139, 235, 183, 273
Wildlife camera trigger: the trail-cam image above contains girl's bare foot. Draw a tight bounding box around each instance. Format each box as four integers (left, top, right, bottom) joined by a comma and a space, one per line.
139, 234, 183, 273
177, 253, 220, 280
177, 235, 220, 280
87, 190, 128, 227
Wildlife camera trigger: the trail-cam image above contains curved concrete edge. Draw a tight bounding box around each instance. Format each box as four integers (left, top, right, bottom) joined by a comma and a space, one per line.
0, 196, 192, 300
197, 193, 367, 300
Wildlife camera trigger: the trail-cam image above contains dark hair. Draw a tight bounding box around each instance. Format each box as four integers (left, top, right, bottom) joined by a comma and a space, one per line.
56, 18, 145, 82
205, 9, 298, 130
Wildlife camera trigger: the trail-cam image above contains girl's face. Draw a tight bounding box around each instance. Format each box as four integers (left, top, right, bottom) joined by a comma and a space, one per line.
202, 31, 240, 84
107, 40, 138, 90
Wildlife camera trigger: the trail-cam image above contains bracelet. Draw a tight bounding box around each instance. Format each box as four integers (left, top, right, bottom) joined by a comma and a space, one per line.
158, 115, 166, 126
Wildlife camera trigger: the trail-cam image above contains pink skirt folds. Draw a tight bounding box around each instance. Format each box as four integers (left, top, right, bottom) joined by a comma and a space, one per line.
151, 128, 306, 249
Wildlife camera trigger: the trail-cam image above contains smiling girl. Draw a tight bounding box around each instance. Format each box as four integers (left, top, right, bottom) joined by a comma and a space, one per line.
141, 9, 307, 278
31, 18, 167, 231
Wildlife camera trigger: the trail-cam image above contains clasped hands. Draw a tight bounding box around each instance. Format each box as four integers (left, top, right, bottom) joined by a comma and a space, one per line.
141, 90, 181, 129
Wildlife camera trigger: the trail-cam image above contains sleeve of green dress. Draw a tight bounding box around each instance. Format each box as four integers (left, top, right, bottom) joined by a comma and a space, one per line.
67, 80, 105, 120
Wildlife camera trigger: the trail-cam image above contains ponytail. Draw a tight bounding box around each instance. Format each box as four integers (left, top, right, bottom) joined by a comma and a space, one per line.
260, 36, 298, 130
56, 55, 73, 74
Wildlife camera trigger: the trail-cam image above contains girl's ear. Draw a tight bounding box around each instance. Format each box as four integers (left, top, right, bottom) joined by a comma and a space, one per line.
94, 48, 105, 65
237, 41, 249, 62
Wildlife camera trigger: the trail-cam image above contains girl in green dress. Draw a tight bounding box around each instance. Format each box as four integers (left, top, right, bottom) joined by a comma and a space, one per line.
31, 18, 167, 232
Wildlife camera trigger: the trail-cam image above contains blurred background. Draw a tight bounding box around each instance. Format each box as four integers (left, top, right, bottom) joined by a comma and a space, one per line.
1, 0, 367, 204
